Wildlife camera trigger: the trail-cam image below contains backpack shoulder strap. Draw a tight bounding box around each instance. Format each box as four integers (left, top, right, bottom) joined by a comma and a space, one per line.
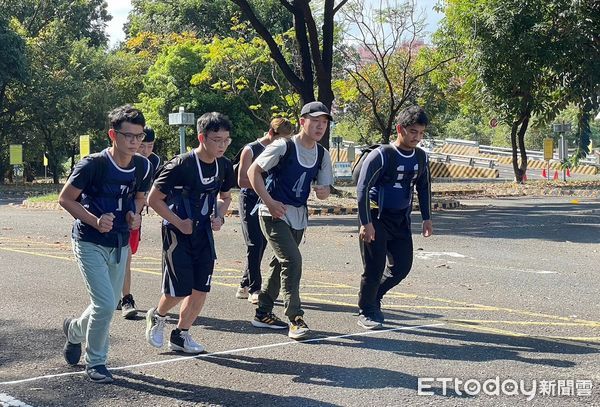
88, 152, 108, 190
379, 144, 397, 185
414, 147, 427, 180
132, 154, 149, 192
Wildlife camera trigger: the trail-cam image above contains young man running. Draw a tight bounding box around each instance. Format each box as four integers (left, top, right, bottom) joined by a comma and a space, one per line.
145, 112, 234, 353
236, 117, 293, 304
119, 127, 161, 318
247, 101, 333, 340
356, 105, 433, 330
59, 105, 152, 383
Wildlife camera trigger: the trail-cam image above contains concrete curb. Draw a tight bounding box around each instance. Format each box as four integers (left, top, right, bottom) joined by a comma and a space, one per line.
18, 199, 461, 216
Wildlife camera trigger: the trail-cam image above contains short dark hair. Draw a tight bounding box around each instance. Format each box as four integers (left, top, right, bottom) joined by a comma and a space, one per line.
197, 112, 232, 135
395, 105, 429, 127
108, 104, 146, 130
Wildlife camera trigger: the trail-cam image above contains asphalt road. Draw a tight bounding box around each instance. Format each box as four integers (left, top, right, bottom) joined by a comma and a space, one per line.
0, 196, 599, 406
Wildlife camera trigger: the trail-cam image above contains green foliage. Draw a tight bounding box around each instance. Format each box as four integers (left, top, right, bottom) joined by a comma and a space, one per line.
126, 0, 292, 40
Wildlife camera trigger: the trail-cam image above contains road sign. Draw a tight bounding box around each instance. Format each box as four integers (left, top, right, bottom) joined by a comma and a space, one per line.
543, 138, 553, 161
489, 118, 498, 128
80, 135, 90, 158
333, 162, 352, 179
168, 112, 195, 126
43, 153, 48, 167
9, 144, 22, 165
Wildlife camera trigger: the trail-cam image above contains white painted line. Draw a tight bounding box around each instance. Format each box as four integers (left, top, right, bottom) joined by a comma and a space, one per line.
0, 323, 444, 386
0, 393, 34, 407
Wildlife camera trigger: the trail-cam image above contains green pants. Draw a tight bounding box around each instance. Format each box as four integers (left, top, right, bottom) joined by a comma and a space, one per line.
257, 216, 304, 320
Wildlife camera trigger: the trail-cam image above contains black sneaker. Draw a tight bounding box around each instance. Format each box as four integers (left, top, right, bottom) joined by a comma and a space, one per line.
85, 364, 114, 383
251, 312, 288, 329
116, 299, 122, 311
168, 329, 205, 353
121, 294, 137, 319
288, 316, 310, 339
62, 318, 81, 366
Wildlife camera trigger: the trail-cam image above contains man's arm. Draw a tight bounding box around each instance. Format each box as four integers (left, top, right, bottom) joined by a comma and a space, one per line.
237, 147, 254, 189
314, 150, 333, 200
58, 183, 114, 233
148, 186, 193, 234
415, 156, 433, 237
248, 161, 286, 219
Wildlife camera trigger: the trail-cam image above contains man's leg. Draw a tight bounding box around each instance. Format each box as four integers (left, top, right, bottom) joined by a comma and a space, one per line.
177, 290, 207, 329
246, 207, 266, 295
68, 240, 123, 369
376, 230, 413, 302
358, 217, 388, 317
256, 216, 282, 316
237, 195, 251, 297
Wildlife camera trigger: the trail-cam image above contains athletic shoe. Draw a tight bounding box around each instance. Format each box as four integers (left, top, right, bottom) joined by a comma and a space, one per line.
357, 314, 382, 330
121, 294, 137, 319
236, 286, 249, 299
116, 299, 122, 311
288, 316, 310, 339
146, 307, 167, 348
251, 312, 288, 329
373, 308, 385, 324
248, 292, 260, 304
168, 330, 205, 354
85, 364, 114, 384
62, 318, 81, 366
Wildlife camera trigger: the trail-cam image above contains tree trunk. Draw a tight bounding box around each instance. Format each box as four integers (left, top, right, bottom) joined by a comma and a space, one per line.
510, 108, 531, 183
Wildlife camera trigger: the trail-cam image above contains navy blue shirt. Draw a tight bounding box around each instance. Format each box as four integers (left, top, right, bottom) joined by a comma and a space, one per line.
153, 151, 235, 228
356, 145, 431, 225
148, 152, 161, 177
69, 149, 152, 247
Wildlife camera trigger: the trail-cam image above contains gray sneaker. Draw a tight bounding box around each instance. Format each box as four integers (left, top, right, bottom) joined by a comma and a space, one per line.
85, 364, 114, 384
357, 314, 382, 330
121, 294, 137, 319
146, 307, 167, 348
62, 318, 82, 366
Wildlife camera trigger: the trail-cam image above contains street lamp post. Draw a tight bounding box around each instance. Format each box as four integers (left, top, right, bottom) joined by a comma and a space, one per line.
168, 106, 196, 154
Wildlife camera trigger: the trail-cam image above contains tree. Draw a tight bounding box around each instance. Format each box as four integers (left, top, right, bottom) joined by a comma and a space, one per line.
126, 0, 293, 40
442, 0, 565, 182
231, 0, 350, 147
191, 19, 299, 125
338, 0, 454, 143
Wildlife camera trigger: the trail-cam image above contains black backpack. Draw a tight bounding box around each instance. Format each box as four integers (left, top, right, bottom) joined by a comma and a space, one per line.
351, 144, 427, 185
78, 152, 149, 202
154, 152, 228, 220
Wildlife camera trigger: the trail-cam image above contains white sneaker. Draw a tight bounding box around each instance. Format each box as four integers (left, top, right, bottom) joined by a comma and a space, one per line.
236, 286, 249, 299
168, 330, 205, 354
146, 307, 167, 348
248, 292, 260, 304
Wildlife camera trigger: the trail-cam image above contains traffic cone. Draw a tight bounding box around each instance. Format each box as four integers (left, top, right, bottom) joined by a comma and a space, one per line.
553, 170, 559, 180
541, 168, 547, 178
566, 168, 571, 177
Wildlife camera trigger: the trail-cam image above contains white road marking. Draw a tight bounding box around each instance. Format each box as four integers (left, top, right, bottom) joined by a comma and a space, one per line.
0, 323, 444, 386
0, 393, 34, 407
414, 251, 467, 260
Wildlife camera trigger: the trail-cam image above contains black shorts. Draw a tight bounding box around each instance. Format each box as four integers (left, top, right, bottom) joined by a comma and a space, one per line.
161, 225, 215, 296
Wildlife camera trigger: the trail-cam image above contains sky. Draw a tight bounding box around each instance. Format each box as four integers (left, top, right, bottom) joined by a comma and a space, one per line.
104, 0, 443, 47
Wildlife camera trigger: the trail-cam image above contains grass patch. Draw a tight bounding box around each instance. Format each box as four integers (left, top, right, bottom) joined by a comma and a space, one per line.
27, 193, 59, 203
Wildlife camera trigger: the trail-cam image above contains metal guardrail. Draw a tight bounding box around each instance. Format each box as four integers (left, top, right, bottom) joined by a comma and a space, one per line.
428, 152, 497, 169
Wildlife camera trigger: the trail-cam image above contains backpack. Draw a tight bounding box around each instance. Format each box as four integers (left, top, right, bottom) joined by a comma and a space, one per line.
79, 152, 149, 202
154, 152, 228, 220
351, 144, 427, 185
270, 138, 325, 182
